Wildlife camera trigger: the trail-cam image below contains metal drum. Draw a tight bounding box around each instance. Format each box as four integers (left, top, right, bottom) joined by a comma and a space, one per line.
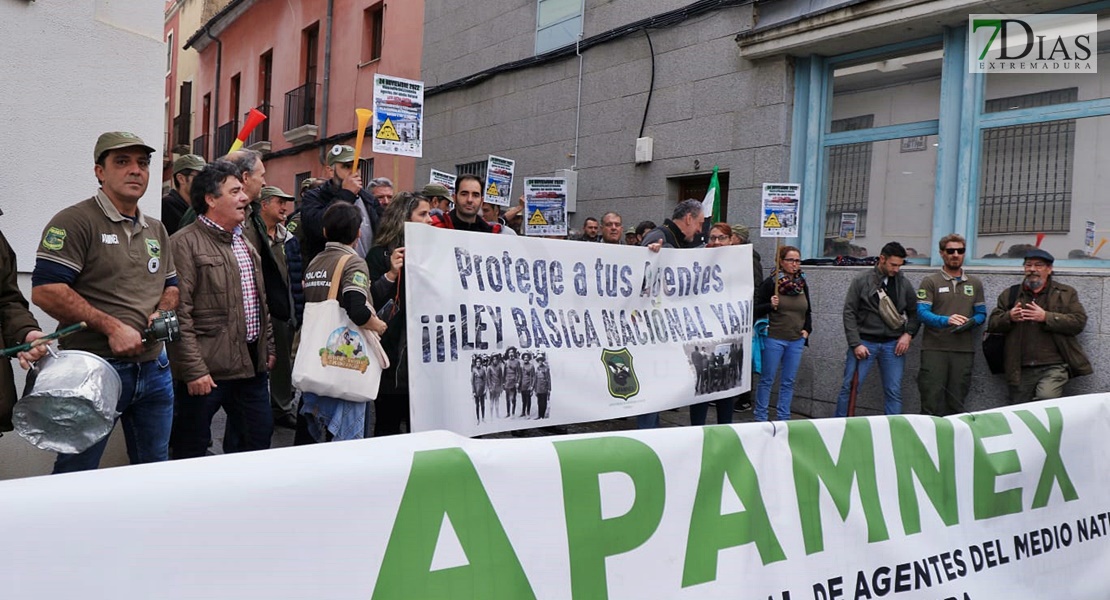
13, 349, 122, 454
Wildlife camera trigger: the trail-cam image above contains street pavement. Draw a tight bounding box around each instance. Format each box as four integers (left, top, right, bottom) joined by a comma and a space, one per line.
208, 401, 793, 452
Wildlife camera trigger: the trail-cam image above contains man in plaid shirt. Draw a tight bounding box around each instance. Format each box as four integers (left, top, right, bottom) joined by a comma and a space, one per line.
168, 159, 276, 459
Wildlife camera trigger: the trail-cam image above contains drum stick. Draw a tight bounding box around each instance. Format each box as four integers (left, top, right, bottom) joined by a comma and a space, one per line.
0, 322, 87, 358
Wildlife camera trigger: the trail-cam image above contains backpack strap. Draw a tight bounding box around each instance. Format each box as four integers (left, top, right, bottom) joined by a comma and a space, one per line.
1007, 284, 1021, 308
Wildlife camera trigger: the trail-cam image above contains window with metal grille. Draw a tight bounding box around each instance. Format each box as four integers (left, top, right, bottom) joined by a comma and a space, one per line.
455, 160, 488, 180
977, 88, 1077, 235
359, 159, 375, 189
824, 115, 874, 239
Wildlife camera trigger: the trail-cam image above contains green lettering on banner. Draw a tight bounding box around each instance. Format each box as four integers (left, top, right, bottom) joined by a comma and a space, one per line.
372, 448, 536, 600
682, 426, 785, 588
890, 416, 958, 535
961, 413, 1022, 520
555, 437, 665, 600
1014, 407, 1079, 508
788, 420, 889, 555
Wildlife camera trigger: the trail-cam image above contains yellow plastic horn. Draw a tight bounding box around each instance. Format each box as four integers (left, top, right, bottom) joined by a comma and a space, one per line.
352, 108, 373, 167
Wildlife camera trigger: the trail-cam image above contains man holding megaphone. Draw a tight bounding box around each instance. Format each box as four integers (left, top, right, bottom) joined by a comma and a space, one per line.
300, 144, 382, 266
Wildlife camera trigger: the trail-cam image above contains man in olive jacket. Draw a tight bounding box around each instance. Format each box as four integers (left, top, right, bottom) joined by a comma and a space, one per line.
834, 241, 921, 416
987, 248, 1091, 403
169, 159, 275, 459
0, 230, 45, 432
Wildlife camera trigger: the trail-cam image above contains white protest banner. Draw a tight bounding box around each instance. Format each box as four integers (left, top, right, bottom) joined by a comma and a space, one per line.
3, 397, 1110, 599
372, 74, 424, 157
761, 183, 801, 238
523, 177, 568, 237
429, 168, 456, 196
485, 155, 515, 207
405, 224, 753, 436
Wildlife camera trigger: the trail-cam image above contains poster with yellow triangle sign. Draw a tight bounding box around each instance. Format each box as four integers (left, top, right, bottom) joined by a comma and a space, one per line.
375, 117, 401, 142
528, 209, 548, 226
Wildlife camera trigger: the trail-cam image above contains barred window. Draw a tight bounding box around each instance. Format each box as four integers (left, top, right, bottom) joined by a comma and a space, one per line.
359, 158, 376, 189
455, 160, 488, 179
977, 88, 1077, 235
824, 115, 874, 239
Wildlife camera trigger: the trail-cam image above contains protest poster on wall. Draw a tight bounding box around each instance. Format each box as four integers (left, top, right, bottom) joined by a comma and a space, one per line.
3, 396, 1110, 599
761, 183, 801, 238
372, 74, 424, 157
523, 177, 568, 237
404, 224, 753, 436
485, 155, 515, 207
429, 169, 456, 196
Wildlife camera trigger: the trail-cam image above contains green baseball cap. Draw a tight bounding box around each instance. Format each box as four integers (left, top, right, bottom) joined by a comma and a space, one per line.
259, 185, 295, 202
421, 183, 450, 198
94, 131, 155, 162
172, 154, 206, 175
326, 144, 364, 166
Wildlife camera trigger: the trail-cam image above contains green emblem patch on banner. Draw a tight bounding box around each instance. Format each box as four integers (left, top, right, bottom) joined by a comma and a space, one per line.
601, 347, 640, 400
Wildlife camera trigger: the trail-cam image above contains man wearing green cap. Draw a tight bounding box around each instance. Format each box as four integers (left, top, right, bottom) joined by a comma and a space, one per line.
32, 131, 179, 473
421, 183, 452, 217
162, 154, 205, 236
256, 185, 299, 426
301, 144, 381, 266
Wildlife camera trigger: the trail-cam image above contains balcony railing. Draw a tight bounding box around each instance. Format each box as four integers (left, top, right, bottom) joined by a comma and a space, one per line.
192, 134, 210, 161
284, 83, 318, 132
215, 119, 239, 157
245, 103, 271, 146
172, 114, 190, 150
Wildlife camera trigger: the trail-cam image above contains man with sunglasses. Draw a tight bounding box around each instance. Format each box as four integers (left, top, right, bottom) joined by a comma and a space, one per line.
987, 248, 1091, 403
915, 234, 985, 416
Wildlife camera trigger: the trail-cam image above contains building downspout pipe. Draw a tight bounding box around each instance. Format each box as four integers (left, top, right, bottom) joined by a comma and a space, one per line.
572, 33, 583, 170
319, 0, 334, 164
204, 26, 222, 158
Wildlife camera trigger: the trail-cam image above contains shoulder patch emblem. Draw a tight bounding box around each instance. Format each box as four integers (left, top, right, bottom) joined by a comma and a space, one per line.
351, 272, 369, 288
145, 238, 161, 258
286, 220, 298, 233
42, 227, 66, 251
963, 284, 974, 296
916, 289, 927, 300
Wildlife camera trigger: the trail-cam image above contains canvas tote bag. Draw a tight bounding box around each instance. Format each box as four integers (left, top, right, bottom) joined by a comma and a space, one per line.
292, 254, 388, 402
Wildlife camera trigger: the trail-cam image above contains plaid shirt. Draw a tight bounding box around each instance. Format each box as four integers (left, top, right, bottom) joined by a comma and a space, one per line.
199, 215, 261, 342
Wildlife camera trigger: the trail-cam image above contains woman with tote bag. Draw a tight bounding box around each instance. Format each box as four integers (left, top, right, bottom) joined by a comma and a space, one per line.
292, 202, 388, 443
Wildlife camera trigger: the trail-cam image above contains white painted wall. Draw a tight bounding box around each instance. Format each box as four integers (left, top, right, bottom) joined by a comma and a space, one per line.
0, 0, 165, 479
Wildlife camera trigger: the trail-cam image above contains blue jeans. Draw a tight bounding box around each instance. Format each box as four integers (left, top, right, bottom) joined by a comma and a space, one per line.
835, 339, 904, 417
53, 350, 174, 474
636, 412, 660, 429
755, 337, 805, 421
171, 372, 273, 459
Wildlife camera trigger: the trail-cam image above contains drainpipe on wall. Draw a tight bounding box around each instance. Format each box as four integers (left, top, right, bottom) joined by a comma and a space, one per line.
205, 26, 222, 158
319, 0, 334, 165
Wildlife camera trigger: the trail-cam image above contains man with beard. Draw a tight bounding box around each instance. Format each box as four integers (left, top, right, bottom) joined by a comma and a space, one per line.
834, 241, 920, 416
987, 248, 1091, 403
430, 174, 502, 233
301, 144, 381, 265
915, 234, 986, 416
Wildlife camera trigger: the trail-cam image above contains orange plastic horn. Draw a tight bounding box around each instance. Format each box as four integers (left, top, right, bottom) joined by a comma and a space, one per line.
352, 108, 373, 167
227, 108, 268, 154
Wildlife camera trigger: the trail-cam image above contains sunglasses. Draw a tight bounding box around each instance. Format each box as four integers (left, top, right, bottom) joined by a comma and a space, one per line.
943, 248, 967, 255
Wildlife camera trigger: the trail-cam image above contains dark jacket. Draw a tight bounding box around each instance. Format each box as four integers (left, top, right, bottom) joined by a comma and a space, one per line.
842, 265, 921, 347
754, 274, 813, 345
0, 231, 40, 431
242, 202, 295, 326
987, 278, 1092, 387
161, 188, 190, 237
169, 221, 274, 383
640, 219, 696, 249
284, 233, 305, 327
367, 245, 406, 394
301, 181, 381, 266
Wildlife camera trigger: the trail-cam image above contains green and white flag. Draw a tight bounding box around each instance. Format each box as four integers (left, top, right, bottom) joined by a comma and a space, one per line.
701, 164, 720, 223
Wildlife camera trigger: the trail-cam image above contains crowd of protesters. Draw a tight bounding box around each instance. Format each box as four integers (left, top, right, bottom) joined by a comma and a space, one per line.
0, 130, 1090, 475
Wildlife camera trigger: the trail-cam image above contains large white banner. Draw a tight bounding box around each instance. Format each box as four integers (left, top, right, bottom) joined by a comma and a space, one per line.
3, 397, 1110, 599
404, 224, 754, 436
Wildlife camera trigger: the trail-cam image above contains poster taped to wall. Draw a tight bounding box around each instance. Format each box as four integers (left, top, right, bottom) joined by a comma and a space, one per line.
485, 155, 515, 207
372, 74, 423, 157
429, 169, 456, 196
523, 178, 568, 237
760, 183, 801, 238
404, 224, 753, 436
